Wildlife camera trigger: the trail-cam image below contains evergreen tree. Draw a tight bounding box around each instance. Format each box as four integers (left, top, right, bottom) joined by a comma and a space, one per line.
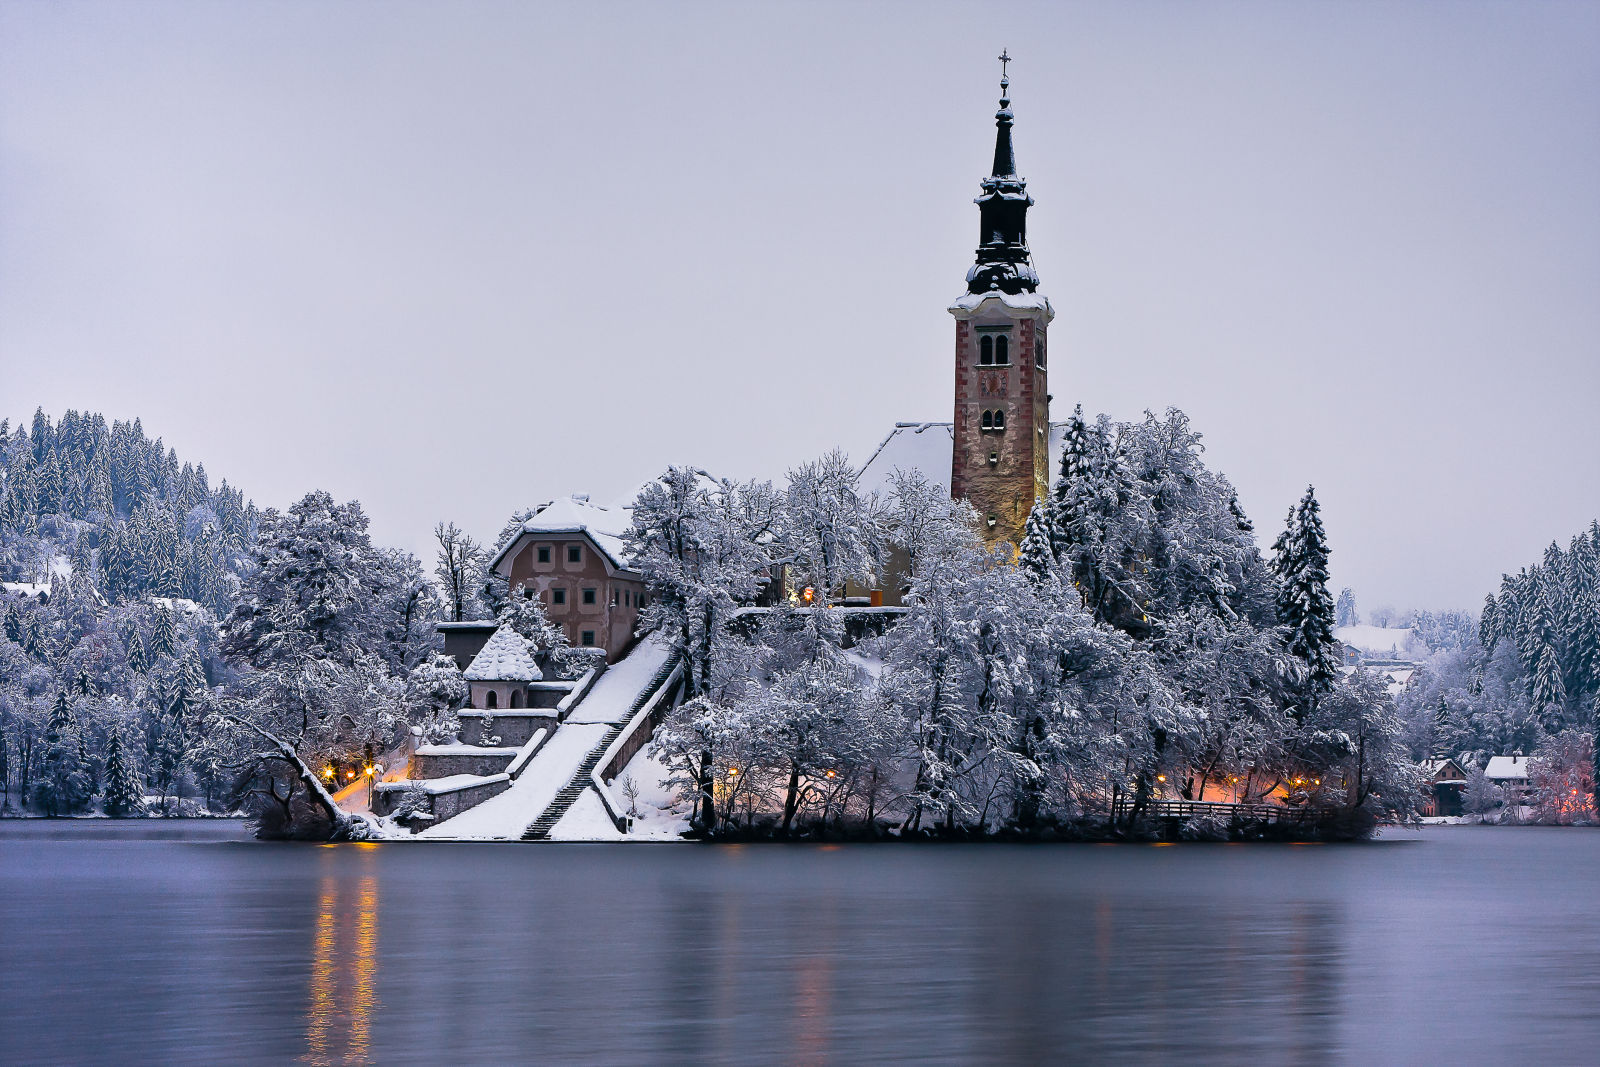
151, 606, 177, 659
102, 727, 145, 816
1533, 642, 1567, 727
33, 692, 92, 815
1017, 500, 1057, 585
125, 626, 149, 674
1271, 486, 1339, 708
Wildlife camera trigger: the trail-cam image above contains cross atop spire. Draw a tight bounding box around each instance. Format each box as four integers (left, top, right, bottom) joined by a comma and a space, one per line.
998, 48, 1011, 84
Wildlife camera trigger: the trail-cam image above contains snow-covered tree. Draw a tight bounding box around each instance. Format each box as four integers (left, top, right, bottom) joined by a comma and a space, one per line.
101, 726, 145, 816
33, 692, 91, 815
407, 652, 467, 744
1271, 486, 1339, 709
433, 521, 484, 623
1335, 587, 1359, 628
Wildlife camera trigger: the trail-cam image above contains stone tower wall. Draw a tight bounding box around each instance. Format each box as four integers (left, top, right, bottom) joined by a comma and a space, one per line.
950, 305, 1050, 546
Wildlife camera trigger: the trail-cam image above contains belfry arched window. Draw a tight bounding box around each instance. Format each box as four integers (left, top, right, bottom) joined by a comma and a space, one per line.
995, 336, 1009, 365
981, 410, 994, 431
993, 409, 1006, 431
979, 336, 993, 365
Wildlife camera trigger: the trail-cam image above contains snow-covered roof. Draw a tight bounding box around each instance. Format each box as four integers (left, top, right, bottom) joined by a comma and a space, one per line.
947, 289, 1056, 318
1419, 758, 1467, 781
150, 596, 201, 615
1335, 624, 1423, 658
1484, 755, 1529, 782
856, 421, 1073, 502
462, 625, 542, 682
489, 494, 638, 576
0, 581, 50, 599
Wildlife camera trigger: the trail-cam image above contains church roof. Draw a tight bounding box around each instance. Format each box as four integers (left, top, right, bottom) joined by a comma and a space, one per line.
857, 421, 1070, 501
463, 625, 542, 682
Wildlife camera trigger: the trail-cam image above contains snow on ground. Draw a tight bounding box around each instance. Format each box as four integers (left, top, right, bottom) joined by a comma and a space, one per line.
417, 722, 609, 840
602, 746, 691, 840
843, 648, 885, 680
546, 788, 626, 841
564, 637, 672, 724
1336, 624, 1421, 657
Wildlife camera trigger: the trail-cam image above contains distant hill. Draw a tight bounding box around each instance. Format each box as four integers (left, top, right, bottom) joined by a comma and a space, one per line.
0, 408, 259, 615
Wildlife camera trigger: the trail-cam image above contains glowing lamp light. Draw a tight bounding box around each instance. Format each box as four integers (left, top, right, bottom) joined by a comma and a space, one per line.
727, 769, 739, 779
801, 587, 815, 604
825, 769, 836, 779
364, 765, 374, 777
323, 766, 334, 779
346, 771, 356, 780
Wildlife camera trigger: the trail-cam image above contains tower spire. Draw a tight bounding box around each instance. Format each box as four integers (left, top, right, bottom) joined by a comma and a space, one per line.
992, 49, 1016, 178
966, 51, 1037, 295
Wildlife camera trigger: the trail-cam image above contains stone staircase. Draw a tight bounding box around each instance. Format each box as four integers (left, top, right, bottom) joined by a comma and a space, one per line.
519, 652, 683, 841
520, 721, 628, 840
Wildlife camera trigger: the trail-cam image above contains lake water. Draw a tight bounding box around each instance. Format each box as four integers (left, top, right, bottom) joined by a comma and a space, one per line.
2, 823, 1598, 1065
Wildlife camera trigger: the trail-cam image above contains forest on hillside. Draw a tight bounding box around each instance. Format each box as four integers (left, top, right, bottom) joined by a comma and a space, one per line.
0, 410, 449, 827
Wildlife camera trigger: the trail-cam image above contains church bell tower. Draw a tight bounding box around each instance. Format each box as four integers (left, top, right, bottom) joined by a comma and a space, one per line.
950, 51, 1054, 546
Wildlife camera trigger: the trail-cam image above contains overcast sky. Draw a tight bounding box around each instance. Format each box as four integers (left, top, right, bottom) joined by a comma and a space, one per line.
2, 1, 1596, 612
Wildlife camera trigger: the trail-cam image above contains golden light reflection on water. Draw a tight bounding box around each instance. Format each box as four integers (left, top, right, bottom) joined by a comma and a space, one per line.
304, 852, 379, 1066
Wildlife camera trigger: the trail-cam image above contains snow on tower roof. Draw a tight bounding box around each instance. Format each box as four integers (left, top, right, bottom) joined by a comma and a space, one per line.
856, 421, 1072, 502
488, 494, 638, 575
462, 625, 542, 682
947, 289, 1055, 317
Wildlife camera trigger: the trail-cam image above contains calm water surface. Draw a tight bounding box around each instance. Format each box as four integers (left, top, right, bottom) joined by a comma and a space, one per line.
2, 822, 1597, 1065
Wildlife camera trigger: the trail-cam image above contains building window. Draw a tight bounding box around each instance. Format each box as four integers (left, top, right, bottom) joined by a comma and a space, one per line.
485, 690, 497, 709
582, 588, 596, 605
981, 410, 993, 431
509, 690, 523, 709
995, 335, 1009, 365
581, 630, 596, 646
537, 546, 550, 564
981, 409, 1006, 433
979, 336, 993, 365
552, 587, 567, 606
611, 589, 619, 606
567, 545, 582, 563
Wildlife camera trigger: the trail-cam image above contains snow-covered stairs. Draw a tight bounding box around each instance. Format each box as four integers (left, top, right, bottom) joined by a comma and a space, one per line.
522, 648, 682, 840
520, 722, 627, 840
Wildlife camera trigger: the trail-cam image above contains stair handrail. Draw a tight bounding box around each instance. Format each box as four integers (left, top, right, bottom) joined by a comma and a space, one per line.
589, 656, 684, 832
